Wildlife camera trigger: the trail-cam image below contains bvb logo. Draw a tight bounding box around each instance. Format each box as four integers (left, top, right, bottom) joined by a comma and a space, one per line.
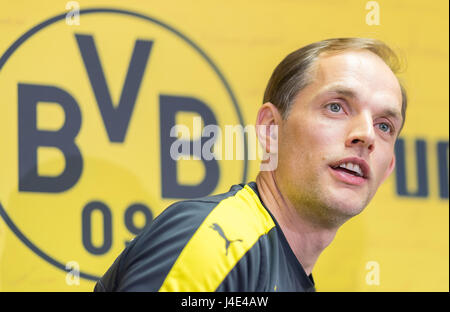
0, 8, 247, 281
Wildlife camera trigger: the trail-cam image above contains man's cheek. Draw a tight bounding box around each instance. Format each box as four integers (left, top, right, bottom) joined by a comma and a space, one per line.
310, 127, 342, 147
372, 156, 393, 186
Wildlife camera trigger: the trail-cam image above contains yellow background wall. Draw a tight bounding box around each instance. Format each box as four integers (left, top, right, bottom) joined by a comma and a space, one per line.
0, 0, 448, 291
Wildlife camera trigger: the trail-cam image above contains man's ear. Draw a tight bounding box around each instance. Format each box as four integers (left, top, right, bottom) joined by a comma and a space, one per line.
256, 102, 281, 154
381, 154, 396, 184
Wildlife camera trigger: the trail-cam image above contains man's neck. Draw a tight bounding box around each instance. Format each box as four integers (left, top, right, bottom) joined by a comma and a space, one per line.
255, 171, 339, 276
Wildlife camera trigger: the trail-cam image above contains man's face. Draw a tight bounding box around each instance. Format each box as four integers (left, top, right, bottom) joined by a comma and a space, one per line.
275, 50, 403, 227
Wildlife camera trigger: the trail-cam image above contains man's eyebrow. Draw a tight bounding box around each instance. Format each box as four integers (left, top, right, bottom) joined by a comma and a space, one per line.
316, 85, 359, 99
381, 108, 403, 123
330, 88, 357, 98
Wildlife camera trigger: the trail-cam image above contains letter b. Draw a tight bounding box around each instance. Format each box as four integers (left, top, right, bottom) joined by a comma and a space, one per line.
159, 95, 219, 198
18, 83, 83, 193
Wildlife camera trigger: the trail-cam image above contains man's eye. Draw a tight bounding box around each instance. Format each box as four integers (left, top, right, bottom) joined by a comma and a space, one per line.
377, 122, 391, 133
327, 103, 342, 113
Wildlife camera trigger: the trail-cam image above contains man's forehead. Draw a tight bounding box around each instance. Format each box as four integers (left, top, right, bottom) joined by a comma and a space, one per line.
309, 50, 403, 106
316, 50, 395, 79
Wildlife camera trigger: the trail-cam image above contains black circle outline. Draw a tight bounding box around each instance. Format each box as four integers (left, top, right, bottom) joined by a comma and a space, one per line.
0, 8, 248, 282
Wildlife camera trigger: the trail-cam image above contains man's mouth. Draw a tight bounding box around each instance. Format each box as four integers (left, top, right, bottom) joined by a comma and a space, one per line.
329, 157, 370, 185
331, 162, 364, 177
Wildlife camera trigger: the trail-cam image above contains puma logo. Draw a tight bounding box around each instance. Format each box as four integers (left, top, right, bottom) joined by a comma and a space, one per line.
209, 223, 243, 255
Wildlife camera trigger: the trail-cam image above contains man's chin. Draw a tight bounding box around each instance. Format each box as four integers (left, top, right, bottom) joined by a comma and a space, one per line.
314, 191, 371, 227
289, 182, 372, 227
329, 195, 370, 219
328, 181, 373, 209
296, 195, 368, 229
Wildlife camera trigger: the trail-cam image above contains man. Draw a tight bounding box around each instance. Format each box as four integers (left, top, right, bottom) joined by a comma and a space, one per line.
94, 38, 406, 292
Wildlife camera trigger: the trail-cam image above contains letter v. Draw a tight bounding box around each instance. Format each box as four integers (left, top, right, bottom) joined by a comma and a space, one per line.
75, 34, 153, 142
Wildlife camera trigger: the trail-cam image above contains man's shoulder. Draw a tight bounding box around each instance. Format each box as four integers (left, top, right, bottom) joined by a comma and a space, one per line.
158, 182, 272, 229
157, 182, 277, 291
95, 182, 276, 291
153, 183, 248, 224
128, 183, 254, 253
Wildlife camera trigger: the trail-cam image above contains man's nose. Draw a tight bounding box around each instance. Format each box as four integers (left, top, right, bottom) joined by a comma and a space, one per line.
345, 112, 375, 153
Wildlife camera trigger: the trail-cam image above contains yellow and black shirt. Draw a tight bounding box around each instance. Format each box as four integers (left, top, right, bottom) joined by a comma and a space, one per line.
94, 182, 315, 292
